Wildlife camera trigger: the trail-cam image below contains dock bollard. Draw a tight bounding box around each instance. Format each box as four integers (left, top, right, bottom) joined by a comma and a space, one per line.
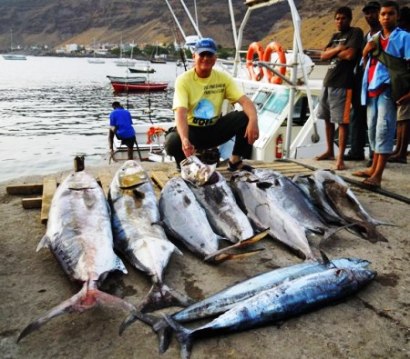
74, 154, 85, 172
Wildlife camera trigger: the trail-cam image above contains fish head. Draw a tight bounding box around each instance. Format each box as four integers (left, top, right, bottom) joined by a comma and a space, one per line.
117, 160, 149, 188
66, 171, 98, 190
351, 268, 377, 284
230, 171, 259, 183
180, 155, 216, 186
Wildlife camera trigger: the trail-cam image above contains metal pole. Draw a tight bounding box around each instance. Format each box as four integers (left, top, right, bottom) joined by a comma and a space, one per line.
164, 0, 188, 41
179, 0, 202, 37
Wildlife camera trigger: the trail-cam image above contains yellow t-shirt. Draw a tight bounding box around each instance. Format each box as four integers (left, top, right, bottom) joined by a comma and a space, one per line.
173, 68, 244, 126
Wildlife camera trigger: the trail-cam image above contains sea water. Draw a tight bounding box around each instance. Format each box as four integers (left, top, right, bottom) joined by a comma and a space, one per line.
0, 56, 183, 183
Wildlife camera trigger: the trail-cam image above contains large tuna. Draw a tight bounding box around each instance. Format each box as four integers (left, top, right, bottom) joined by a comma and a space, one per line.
109, 160, 192, 312
18, 171, 141, 342
252, 169, 327, 235
230, 171, 315, 260
166, 267, 376, 359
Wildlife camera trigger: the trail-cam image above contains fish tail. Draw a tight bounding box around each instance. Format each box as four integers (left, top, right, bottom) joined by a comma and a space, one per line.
120, 312, 173, 354
139, 283, 194, 313
163, 315, 194, 359
17, 280, 138, 342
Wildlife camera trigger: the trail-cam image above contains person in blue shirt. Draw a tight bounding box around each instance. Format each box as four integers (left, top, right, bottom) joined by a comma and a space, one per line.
109, 101, 136, 160
353, 1, 410, 188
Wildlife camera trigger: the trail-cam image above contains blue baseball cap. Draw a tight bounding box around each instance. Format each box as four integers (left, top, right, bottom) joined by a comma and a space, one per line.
194, 38, 217, 54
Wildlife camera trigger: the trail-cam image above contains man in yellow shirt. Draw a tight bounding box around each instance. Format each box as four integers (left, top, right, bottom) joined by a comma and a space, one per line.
165, 38, 259, 170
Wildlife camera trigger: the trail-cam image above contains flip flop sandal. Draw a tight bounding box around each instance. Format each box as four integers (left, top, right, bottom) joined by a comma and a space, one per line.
228, 160, 254, 172
352, 171, 371, 178
362, 178, 381, 190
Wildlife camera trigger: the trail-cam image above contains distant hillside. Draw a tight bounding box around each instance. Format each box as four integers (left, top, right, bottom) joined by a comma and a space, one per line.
0, 0, 408, 52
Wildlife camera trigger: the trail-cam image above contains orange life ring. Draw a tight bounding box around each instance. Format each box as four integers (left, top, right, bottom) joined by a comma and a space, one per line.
246, 42, 264, 81
262, 41, 286, 84
147, 126, 166, 144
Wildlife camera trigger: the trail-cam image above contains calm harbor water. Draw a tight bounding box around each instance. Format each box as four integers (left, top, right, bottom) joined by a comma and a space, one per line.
0, 56, 183, 183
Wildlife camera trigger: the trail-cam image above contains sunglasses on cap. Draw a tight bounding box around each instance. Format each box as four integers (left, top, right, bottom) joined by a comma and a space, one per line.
198, 51, 215, 58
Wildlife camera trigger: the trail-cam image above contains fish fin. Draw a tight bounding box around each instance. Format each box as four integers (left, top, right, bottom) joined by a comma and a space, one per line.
119, 313, 173, 354
318, 250, 337, 268
17, 280, 137, 343
36, 235, 50, 251
163, 315, 194, 359
139, 283, 194, 313
206, 248, 265, 263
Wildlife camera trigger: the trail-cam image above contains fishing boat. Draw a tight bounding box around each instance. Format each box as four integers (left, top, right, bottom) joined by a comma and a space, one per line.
3, 54, 27, 60
110, 81, 168, 93
87, 38, 105, 64
128, 65, 156, 74
106, 75, 147, 84
165, 0, 329, 162
150, 45, 167, 64
115, 40, 137, 67
2, 29, 26, 60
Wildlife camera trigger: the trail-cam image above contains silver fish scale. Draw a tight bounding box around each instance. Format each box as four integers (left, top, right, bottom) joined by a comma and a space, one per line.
231, 172, 314, 260
189, 172, 254, 243
39, 171, 127, 283
109, 161, 177, 284
159, 177, 220, 257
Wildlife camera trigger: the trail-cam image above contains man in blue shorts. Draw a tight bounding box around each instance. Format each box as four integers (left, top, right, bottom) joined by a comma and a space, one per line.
315, 6, 364, 170
353, 1, 410, 188
109, 101, 136, 160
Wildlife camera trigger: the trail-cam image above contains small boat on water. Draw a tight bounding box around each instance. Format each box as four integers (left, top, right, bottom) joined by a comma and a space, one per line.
128, 66, 156, 74
106, 75, 147, 84
3, 29, 26, 60
3, 54, 27, 60
150, 56, 167, 64
87, 58, 105, 64
110, 81, 168, 93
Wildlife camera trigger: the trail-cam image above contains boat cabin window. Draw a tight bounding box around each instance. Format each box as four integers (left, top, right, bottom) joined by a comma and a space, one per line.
263, 88, 290, 115
253, 90, 271, 111
282, 95, 319, 126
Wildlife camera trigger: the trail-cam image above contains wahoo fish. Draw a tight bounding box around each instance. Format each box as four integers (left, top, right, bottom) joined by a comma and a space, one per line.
171, 257, 370, 323
252, 169, 327, 235
166, 267, 376, 359
18, 171, 139, 342
230, 171, 315, 260
109, 161, 192, 312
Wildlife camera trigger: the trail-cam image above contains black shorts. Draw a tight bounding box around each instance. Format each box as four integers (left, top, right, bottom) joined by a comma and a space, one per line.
120, 137, 135, 148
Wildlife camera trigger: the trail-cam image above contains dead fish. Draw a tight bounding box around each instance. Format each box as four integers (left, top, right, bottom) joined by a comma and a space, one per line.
231, 171, 315, 260
312, 170, 386, 226
171, 256, 371, 323
180, 155, 216, 186
293, 174, 347, 226
321, 179, 388, 242
187, 171, 268, 245
159, 177, 260, 263
18, 171, 141, 342
109, 160, 193, 312
253, 169, 327, 235
166, 267, 376, 359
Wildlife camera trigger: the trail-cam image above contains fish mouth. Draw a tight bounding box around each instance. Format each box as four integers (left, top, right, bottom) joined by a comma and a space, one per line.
180, 155, 217, 186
